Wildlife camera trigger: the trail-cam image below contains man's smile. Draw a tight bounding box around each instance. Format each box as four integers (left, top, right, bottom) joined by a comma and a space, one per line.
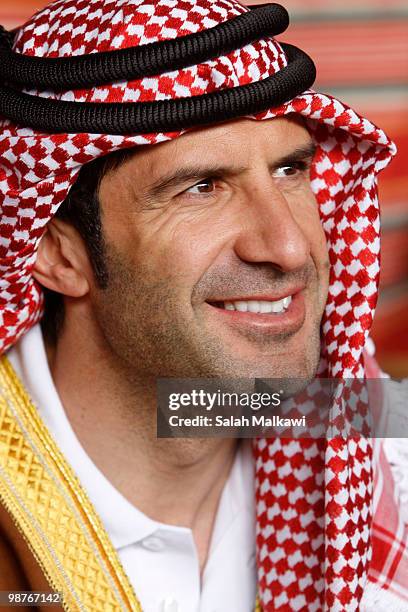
221, 295, 292, 313
204, 289, 306, 337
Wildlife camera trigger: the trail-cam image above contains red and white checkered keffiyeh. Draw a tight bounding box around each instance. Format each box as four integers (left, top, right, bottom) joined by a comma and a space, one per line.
0, 0, 405, 610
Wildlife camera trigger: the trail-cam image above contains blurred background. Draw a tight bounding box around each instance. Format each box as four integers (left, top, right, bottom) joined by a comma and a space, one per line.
1, 0, 407, 376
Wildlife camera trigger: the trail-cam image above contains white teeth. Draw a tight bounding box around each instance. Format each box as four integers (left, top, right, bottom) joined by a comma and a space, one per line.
283, 296, 292, 309
271, 299, 285, 313
247, 300, 260, 313
222, 297, 292, 314
235, 301, 248, 312
260, 301, 271, 314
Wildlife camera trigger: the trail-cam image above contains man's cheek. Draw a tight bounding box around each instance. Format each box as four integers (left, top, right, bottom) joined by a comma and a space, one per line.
296, 207, 328, 271
162, 231, 227, 279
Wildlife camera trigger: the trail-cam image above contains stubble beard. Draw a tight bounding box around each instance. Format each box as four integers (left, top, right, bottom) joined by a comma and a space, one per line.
93, 247, 323, 389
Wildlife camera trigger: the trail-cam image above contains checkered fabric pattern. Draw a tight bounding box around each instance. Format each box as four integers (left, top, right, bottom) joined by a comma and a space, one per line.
0, 0, 402, 610
370, 442, 408, 605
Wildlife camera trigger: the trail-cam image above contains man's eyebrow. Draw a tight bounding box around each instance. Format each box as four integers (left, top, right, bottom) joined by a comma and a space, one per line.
146, 140, 317, 201
146, 163, 247, 201
270, 141, 317, 170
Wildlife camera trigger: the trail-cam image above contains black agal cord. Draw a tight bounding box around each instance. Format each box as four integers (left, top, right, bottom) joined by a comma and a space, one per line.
0, 4, 290, 90
0, 4, 316, 135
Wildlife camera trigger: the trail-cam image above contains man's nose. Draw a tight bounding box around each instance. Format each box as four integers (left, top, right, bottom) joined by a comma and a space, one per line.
232, 182, 310, 272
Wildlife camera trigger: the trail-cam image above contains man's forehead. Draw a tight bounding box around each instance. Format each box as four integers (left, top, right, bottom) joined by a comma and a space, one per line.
115, 115, 313, 181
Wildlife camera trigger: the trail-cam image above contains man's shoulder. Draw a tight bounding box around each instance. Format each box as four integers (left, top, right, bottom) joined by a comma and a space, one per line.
0, 502, 29, 591
0, 501, 63, 611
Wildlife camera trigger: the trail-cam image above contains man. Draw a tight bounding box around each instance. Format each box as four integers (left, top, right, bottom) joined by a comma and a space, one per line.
0, 1, 406, 611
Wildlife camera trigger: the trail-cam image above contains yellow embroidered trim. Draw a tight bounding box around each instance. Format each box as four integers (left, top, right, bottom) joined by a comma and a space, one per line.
0, 356, 142, 612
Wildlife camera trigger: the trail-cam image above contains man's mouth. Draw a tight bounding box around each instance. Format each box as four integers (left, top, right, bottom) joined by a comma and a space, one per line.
204, 290, 306, 337
211, 296, 292, 314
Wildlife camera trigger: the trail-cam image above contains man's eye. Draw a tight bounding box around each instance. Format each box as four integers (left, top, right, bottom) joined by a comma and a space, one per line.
184, 179, 215, 195
273, 162, 308, 178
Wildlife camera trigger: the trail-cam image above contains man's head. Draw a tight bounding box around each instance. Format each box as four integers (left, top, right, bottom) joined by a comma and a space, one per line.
36, 115, 330, 383
0, 0, 392, 383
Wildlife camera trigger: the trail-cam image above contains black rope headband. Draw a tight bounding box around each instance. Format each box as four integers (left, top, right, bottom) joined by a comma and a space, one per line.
0, 4, 290, 90
0, 4, 316, 135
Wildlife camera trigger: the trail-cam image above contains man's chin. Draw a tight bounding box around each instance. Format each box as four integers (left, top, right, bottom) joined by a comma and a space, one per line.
208, 331, 321, 381
196, 348, 321, 390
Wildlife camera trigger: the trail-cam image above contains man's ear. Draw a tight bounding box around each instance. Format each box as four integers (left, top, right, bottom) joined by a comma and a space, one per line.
33, 219, 91, 298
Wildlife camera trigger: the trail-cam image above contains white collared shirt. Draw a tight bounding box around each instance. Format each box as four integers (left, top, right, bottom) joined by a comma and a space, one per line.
8, 324, 257, 612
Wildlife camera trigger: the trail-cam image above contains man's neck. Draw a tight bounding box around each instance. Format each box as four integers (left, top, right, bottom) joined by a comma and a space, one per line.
46, 318, 237, 571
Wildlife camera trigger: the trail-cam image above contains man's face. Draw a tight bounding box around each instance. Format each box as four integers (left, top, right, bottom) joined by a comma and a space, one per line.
94, 116, 330, 382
